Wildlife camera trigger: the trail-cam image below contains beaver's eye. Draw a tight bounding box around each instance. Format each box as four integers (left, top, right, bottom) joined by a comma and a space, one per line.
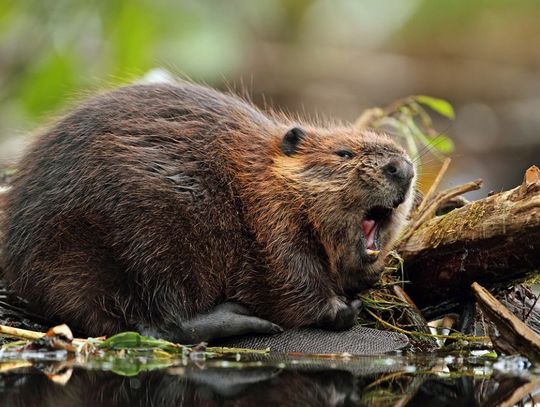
335, 150, 354, 159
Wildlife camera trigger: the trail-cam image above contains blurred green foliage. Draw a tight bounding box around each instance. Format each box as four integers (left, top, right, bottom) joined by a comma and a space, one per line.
1, 0, 540, 147
369, 95, 455, 159
0, 0, 258, 132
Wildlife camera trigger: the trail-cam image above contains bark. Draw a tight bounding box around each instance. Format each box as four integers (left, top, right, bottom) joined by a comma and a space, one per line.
499, 284, 540, 335
399, 165, 540, 308
472, 282, 540, 362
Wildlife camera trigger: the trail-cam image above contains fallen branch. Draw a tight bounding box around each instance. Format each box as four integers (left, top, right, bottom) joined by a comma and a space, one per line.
472, 282, 540, 363
0, 324, 44, 341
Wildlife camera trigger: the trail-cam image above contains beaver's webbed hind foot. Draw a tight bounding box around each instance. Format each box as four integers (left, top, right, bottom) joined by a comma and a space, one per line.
139, 302, 283, 344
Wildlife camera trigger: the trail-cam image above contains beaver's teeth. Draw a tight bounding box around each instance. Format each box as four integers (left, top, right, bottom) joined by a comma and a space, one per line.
366, 249, 380, 256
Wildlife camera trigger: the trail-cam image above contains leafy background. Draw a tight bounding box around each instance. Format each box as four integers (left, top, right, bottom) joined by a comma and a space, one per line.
1, 0, 539, 195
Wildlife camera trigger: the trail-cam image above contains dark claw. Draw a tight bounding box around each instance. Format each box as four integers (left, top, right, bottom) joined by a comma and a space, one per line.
314, 298, 360, 331
270, 323, 284, 334
350, 299, 362, 312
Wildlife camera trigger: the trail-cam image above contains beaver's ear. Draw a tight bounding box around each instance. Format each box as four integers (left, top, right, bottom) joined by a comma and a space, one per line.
281, 127, 305, 156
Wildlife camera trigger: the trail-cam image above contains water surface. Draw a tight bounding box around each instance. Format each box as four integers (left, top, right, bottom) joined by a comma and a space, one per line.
1, 350, 538, 406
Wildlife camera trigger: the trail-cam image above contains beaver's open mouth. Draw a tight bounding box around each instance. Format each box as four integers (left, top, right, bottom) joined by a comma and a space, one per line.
361, 205, 393, 258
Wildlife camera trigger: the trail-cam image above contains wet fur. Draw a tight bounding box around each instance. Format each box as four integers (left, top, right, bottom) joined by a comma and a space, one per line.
1, 82, 414, 336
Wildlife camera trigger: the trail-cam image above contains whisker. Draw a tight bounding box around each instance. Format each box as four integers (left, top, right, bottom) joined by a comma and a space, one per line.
411, 135, 452, 164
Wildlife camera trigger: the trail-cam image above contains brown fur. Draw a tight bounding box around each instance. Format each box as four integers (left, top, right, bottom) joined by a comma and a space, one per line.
1, 81, 415, 336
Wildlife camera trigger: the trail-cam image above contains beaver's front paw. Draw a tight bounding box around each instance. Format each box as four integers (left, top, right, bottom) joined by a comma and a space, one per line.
314, 298, 362, 331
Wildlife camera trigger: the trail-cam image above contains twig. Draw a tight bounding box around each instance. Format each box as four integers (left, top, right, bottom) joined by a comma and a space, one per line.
365, 308, 489, 342
0, 324, 45, 341
524, 293, 540, 323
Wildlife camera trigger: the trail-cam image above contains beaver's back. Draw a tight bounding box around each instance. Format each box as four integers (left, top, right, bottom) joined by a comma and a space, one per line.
1, 82, 275, 334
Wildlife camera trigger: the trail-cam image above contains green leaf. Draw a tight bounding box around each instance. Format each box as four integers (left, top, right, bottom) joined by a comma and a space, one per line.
415, 95, 455, 119
97, 332, 186, 353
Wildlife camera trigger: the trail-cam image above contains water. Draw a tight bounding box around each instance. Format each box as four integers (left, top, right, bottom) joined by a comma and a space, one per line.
1, 351, 538, 406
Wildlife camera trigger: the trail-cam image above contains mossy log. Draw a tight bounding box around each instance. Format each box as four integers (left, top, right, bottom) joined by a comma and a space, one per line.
400, 166, 540, 308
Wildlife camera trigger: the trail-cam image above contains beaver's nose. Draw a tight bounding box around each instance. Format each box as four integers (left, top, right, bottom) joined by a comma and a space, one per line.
382, 158, 414, 190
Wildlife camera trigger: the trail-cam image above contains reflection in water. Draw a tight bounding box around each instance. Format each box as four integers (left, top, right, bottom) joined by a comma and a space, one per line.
2, 368, 360, 406
0, 354, 539, 406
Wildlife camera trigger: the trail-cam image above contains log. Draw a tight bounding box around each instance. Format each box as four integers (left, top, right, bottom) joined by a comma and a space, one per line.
400, 166, 540, 307
472, 282, 540, 362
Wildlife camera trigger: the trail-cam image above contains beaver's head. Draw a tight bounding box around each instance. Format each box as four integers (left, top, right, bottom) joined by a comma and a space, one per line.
275, 126, 416, 293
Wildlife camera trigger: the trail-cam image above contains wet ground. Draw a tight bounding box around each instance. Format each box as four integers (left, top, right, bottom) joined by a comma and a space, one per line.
1, 350, 538, 406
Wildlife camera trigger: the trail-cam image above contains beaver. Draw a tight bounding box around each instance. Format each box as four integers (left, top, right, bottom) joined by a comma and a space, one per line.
1, 81, 415, 343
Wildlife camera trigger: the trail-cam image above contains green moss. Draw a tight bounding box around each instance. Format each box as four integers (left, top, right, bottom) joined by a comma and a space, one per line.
425, 201, 487, 248
522, 271, 540, 285
427, 212, 459, 248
